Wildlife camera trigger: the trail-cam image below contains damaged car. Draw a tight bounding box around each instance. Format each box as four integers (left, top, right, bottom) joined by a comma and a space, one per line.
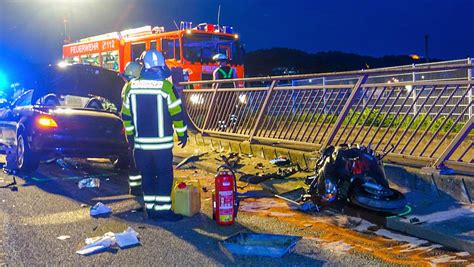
0, 64, 129, 173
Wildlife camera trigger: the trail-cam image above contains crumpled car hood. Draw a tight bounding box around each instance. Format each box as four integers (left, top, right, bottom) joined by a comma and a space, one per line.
33, 64, 125, 111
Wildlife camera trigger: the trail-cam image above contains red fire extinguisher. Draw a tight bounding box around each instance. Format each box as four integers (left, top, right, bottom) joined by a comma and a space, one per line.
213, 165, 239, 226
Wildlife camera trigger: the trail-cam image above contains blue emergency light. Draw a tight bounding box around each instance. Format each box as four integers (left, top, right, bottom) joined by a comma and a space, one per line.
0, 71, 9, 91
222, 26, 233, 34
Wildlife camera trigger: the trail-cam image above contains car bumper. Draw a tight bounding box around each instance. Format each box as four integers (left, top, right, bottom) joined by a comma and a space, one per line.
29, 132, 129, 158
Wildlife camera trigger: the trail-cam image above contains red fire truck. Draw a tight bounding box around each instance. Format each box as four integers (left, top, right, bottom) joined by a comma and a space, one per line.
62, 22, 244, 86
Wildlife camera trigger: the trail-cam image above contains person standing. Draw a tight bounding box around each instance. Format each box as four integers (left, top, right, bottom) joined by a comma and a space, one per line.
212, 53, 239, 129
212, 53, 237, 89
124, 50, 188, 221
121, 61, 143, 195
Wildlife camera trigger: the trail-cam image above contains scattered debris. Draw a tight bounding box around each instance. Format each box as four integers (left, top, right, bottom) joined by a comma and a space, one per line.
269, 156, 291, 166
90, 202, 112, 217
255, 163, 264, 170
78, 178, 100, 189
222, 232, 301, 257
80, 203, 89, 208
217, 153, 241, 169
76, 227, 140, 255
115, 227, 140, 248
57, 235, 71, 240
176, 153, 208, 169
76, 232, 115, 255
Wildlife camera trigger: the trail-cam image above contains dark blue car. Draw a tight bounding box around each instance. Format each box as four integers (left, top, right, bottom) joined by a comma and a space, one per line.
0, 64, 129, 173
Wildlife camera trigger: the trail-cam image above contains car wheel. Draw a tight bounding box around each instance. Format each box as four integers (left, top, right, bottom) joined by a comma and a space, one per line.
113, 155, 130, 170
16, 132, 39, 173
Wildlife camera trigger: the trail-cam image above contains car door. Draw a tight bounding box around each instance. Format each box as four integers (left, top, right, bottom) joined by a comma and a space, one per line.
0, 91, 33, 148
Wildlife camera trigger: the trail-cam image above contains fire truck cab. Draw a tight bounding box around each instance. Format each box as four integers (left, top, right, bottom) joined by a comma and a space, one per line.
62, 22, 244, 87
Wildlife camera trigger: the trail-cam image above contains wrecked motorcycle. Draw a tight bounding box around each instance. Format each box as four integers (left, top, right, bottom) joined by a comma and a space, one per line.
305, 144, 407, 212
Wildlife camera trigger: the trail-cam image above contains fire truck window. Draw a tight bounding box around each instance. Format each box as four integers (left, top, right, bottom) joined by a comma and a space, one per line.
80, 54, 100, 67
175, 39, 181, 61
162, 39, 174, 59
182, 33, 243, 65
101, 51, 119, 71
150, 40, 157, 50
132, 43, 146, 61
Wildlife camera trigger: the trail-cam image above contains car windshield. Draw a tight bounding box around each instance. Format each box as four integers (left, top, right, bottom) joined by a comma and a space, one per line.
182, 33, 243, 65
36, 94, 118, 113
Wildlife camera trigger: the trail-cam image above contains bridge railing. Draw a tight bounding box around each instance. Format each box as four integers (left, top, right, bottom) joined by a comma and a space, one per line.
180, 60, 473, 174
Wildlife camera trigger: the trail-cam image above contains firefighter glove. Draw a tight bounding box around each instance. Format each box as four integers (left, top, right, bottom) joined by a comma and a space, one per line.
178, 131, 188, 148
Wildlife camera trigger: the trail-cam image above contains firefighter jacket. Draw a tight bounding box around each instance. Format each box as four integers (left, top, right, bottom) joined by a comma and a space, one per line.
121, 82, 134, 137
213, 66, 235, 89
122, 73, 187, 150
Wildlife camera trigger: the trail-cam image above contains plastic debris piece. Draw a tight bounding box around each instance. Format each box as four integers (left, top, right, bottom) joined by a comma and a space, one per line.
78, 178, 100, 189
269, 156, 291, 166
80, 204, 88, 208
90, 202, 112, 216
255, 163, 264, 169
115, 227, 140, 248
57, 235, 71, 240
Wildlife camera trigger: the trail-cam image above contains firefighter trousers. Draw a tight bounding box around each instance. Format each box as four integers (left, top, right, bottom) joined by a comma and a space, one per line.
127, 136, 142, 192
133, 148, 174, 218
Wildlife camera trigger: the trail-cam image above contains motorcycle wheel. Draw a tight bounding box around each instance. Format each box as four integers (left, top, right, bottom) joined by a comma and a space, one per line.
350, 186, 407, 212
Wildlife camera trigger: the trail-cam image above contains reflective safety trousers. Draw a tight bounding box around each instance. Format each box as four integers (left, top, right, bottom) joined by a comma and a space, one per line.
134, 149, 174, 215
122, 79, 187, 150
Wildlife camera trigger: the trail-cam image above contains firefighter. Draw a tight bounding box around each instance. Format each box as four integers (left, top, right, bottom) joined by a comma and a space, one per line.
124, 49, 188, 221
212, 53, 239, 129
212, 53, 237, 89
121, 61, 143, 195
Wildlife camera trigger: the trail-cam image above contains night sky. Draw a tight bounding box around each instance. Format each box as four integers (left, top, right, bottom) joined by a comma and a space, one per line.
0, 0, 473, 65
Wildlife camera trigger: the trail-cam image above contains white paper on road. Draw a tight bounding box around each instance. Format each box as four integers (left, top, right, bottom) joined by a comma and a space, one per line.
57, 235, 71, 240
90, 202, 112, 216
115, 227, 140, 248
76, 232, 115, 255
76, 228, 140, 255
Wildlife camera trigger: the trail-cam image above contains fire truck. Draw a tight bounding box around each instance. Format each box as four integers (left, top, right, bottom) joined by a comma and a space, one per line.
62, 22, 244, 87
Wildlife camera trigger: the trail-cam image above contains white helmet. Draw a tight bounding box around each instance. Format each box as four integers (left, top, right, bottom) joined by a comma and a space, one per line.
139, 49, 171, 78
212, 53, 228, 62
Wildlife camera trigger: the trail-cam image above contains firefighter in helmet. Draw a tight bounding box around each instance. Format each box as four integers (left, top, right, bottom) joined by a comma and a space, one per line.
123, 49, 188, 221
121, 61, 143, 195
212, 53, 237, 89
212, 53, 239, 130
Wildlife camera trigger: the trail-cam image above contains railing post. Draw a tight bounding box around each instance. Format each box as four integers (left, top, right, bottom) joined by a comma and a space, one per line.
200, 86, 220, 134
248, 80, 278, 142
433, 116, 473, 168
321, 75, 368, 148
412, 63, 418, 116
468, 57, 472, 118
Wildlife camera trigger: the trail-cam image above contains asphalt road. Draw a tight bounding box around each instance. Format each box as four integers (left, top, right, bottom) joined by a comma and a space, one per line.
0, 157, 471, 266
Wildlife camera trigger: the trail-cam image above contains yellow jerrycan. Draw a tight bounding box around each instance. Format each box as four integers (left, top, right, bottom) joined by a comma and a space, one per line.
172, 177, 201, 217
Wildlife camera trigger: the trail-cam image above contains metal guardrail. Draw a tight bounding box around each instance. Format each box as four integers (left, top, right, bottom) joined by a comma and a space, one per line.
180, 60, 473, 174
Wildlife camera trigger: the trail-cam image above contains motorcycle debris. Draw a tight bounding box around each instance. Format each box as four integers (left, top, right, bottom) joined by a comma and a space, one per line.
90, 202, 112, 217
269, 156, 291, 166
78, 178, 100, 189
255, 163, 264, 170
